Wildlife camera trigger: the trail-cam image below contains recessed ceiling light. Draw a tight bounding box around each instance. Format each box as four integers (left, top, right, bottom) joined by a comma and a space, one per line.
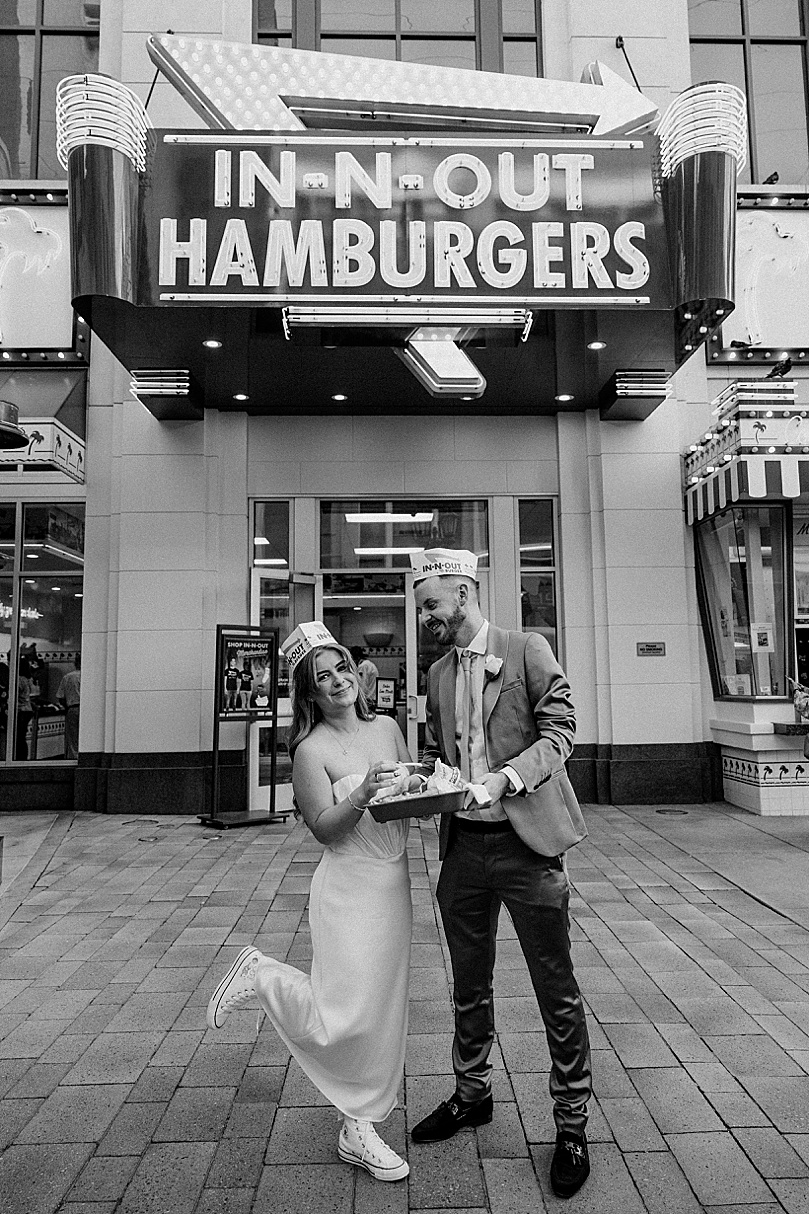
233, 393, 249, 401
587, 340, 607, 350
332, 393, 347, 401
555, 393, 574, 402
203, 339, 222, 349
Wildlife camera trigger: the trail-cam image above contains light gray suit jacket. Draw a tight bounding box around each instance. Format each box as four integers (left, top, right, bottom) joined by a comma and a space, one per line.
423, 624, 587, 860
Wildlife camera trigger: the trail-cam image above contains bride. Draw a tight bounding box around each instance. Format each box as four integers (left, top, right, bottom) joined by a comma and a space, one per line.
206, 625, 415, 1182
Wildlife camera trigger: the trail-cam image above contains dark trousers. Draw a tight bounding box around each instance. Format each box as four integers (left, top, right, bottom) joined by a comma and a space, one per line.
436, 822, 591, 1135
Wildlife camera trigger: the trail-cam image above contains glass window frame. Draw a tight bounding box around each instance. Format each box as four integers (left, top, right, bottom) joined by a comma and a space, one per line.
254, 0, 543, 75
0, 0, 100, 181
694, 502, 792, 701
689, 0, 809, 183
0, 498, 84, 764
317, 497, 491, 573
516, 495, 559, 655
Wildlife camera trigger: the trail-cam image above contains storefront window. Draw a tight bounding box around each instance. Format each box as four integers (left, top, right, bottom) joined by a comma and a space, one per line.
23, 504, 84, 572
695, 506, 787, 697
253, 501, 291, 695
689, 0, 809, 184
793, 507, 809, 684
253, 500, 290, 568
0, 577, 11, 760
0, 501, 84, 763
0, 0, 100, 179
320, 499, 489, 570
518, 498, 557, 652
256, 1, 541, 74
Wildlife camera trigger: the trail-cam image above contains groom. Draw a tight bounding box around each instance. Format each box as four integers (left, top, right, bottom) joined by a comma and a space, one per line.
409, 548, 592, 1199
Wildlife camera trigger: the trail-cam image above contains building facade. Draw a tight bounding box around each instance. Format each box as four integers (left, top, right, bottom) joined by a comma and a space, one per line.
2, 0, 808, 817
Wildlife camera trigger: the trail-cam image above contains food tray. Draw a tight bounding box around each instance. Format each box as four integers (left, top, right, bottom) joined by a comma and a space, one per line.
368, 789, 466, 822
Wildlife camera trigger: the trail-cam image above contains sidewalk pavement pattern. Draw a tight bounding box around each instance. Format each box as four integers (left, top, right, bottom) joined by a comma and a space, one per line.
3, 803, 809, 1212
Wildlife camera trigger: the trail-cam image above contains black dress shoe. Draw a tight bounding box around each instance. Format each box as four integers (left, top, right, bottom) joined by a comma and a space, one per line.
550, 1131, 590, 1198
410, 1092, 493, 1143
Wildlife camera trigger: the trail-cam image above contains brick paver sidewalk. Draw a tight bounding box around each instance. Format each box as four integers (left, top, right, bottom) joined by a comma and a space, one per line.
2, 803, 809, 1212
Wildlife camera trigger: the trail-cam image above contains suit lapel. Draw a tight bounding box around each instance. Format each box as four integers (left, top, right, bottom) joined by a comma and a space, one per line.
483, 624, 510, 728
438, 650, 457, 766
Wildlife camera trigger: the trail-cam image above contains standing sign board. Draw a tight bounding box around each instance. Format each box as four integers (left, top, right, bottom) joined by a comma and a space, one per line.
204, 624, 282, 828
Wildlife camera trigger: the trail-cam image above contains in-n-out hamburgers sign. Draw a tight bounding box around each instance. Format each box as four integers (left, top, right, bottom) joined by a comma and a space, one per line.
152, 135, 669, 307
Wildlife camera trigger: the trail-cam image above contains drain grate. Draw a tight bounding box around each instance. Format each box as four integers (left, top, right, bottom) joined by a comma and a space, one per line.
656, 809, 688, 815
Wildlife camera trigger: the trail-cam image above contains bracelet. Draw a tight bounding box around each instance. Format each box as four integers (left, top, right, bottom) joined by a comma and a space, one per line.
347, 788, 367, 812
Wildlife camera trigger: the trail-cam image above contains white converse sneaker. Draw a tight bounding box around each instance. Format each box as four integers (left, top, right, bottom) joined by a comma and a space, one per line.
338, 1118, 409, 1182
206, 946, 263, 1029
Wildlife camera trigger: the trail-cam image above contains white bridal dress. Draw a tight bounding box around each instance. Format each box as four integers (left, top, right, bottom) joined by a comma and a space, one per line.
254, 774, 412, 1121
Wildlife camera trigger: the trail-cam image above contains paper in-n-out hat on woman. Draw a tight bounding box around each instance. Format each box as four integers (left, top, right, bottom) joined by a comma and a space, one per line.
410, 548, 479, 585
280, 622, 339, 669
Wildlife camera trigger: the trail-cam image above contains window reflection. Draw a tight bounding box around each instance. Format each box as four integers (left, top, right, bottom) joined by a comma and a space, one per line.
320, 500, 489, 570
400, 38, 476, 68
751, 43, 809, 186
0, 33, 34, 177
518, 499, 557, 652
321, 36, 396, 57
401, 0, 475, 32
38, 34, 99, 177
0, 6, 99, 179
253, 501, 289, 569
15, 579, 83, 760
321, 0, 395, 31
502, 0, 536, 34
23, 503, 85, 573
503, 40, 537, 76
687, 0, 742, 36
695, 507, 786, 697
2, 503, 85, 763
256, 0, 293, 28
0, 579, 10, 761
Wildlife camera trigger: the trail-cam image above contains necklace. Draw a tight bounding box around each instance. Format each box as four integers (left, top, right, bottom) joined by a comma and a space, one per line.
323, 720, 360, 756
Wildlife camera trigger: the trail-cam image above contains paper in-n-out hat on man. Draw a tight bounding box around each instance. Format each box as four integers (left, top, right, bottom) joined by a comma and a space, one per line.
280, 622, 338, 669
410, 548, 478, 585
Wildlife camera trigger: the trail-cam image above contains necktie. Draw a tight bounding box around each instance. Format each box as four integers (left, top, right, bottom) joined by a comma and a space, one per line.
459, 651, 477, 781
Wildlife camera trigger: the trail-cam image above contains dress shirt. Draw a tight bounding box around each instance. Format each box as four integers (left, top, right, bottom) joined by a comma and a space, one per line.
453, 622, 522, 822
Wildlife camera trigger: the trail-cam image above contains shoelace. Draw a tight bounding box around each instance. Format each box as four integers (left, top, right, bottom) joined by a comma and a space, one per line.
222, 959, 260, 1011
345, 1120, 396, 1165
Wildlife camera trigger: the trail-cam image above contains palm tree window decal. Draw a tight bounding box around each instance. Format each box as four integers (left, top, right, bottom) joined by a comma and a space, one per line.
0, 208, 63, 345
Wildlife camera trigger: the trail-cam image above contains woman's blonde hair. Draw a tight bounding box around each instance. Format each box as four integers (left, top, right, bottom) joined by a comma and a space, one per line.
287, 643, 375, 761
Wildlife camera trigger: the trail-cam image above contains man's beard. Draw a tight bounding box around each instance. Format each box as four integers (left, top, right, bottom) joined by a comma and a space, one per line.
440, 605, 466, 646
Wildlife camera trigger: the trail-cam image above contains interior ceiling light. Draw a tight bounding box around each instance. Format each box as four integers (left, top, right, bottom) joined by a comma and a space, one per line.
203, 339, 222, 348
555, 393, 574, 401
588, 340, 607, 350
254, 535, 269, 544
354, 547, 425, 556
233, 393, 249, 401
332, 393, 347, 401
345, 513, 433, 523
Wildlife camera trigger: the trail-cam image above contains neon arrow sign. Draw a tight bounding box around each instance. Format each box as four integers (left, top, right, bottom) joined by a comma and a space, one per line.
147, 36, 658, 138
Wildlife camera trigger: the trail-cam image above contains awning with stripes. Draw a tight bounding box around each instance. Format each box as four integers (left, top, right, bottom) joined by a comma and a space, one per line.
684, 454, 809, 525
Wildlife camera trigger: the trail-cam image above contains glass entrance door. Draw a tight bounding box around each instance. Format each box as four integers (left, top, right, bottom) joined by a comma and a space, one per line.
407, 570, 489, 757
248, 568, 321, 814
322, 570, 410, 743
